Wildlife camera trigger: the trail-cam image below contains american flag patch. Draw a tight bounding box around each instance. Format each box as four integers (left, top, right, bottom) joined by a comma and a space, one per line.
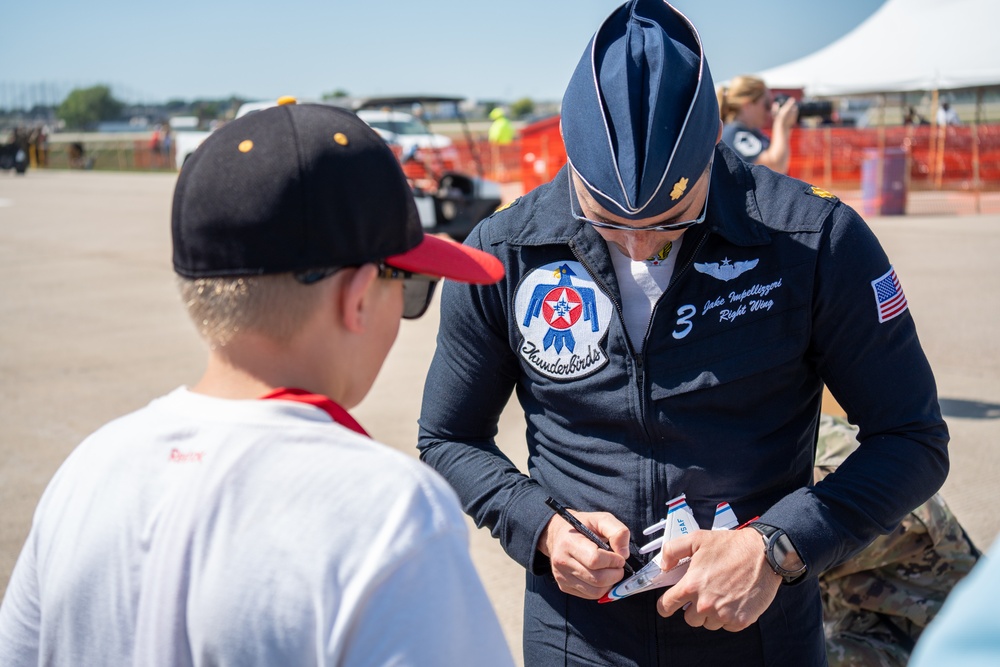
871, 267, 908, 323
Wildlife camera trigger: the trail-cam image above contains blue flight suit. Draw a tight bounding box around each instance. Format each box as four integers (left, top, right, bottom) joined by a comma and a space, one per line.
417, 144, 949, 666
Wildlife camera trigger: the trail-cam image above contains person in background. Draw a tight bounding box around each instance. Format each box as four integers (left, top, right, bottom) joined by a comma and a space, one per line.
718, 74, 799, 174
161, 124, 173, 166
936, 101, 961, 126
149, 123, 163, 166
416, 0, 948, 664
903, 106, 929, 126
816, 414, 979, 667
488, 107, 515, 146
0, 100, 514, 667
488, 106, 516, 180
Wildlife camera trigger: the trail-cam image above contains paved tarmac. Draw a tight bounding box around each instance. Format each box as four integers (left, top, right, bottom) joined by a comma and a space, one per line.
2, 171, 999, 664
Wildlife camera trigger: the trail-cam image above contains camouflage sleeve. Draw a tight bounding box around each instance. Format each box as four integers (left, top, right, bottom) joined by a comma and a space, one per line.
821, 513, 929, 579
816, 415, 979, 628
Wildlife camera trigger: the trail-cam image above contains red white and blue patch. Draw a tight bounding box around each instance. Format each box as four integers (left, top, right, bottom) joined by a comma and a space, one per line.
871, 267, 908, 323
514, 261, 613, 381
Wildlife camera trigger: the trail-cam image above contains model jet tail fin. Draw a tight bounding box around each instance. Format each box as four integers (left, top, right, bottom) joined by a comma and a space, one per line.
638, 494, 697, 555
712, 502, 738, 530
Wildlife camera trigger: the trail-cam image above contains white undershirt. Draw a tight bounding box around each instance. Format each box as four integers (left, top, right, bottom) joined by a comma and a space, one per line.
609, 237, 683, 352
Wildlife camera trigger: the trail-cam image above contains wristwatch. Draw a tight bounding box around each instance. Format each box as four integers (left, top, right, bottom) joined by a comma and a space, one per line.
749, 522, 807, 584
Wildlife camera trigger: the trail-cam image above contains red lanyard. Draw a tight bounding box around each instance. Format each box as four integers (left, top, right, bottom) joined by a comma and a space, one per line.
260, 387, 369, 437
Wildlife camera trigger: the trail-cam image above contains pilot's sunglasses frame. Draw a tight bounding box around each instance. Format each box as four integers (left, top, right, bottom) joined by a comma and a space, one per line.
293, 263, 438, 320
569, 161, 713, 233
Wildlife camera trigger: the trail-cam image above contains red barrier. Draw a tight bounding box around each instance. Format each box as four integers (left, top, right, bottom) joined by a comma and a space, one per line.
395, 119, 1000, 216
518, 115, 567, 192
786, 125, 1000, 190
495, 118, 1000, 195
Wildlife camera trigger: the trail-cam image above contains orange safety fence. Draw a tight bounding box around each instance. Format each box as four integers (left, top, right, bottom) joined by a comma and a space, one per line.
437, 117, 1000, 215
787, 125, 1000, 190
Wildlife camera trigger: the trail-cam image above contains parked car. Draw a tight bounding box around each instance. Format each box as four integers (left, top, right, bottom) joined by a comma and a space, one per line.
171, 115, 214, 170
0, 130, 29, 174
0, 143, 28, 174
354, 108, 454, 154
352, 96, 502, 242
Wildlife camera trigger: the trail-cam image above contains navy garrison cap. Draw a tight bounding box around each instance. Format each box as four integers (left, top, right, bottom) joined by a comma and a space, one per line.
562, 0, 719, 219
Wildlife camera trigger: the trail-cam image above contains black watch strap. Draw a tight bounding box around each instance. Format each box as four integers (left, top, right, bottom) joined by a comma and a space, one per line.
750, 522, 807, 584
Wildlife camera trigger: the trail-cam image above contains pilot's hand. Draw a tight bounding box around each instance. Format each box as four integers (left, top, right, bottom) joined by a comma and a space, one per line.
655, 527, 781, 631
538, 509, 631, 599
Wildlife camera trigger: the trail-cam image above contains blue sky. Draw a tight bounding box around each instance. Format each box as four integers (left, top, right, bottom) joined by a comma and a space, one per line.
1, 1, 886, 105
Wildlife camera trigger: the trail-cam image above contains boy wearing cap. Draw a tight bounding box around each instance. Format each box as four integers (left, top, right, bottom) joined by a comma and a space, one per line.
0, 102, 514, 666
417, 1, 947, 665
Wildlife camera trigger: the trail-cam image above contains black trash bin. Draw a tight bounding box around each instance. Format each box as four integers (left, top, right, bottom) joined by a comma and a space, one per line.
861, 147, 907, 216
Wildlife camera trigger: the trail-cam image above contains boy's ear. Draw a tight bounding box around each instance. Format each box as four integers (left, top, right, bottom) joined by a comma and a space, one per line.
338, 264, 379, 334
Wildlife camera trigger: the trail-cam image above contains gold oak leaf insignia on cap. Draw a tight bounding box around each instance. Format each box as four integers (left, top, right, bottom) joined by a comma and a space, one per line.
670, 177, 688, 201
238, 140, 254, 153
333, 133, 348, 146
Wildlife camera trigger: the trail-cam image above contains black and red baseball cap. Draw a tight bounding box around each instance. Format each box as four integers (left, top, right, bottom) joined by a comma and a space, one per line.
171, 99, 503, 284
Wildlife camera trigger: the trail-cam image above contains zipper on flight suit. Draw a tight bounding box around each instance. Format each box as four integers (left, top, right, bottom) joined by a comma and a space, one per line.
567, 246, 652, 562
569, 228, 712, 555
569, 228, 711, 442
639, 229, 711, 529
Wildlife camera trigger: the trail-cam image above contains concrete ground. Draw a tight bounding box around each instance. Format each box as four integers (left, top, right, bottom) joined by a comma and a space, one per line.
2, 171, 998, 664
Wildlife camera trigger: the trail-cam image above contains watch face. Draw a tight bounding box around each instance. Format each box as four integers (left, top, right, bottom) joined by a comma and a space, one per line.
772, 533, 794, 570
753, 524, 806, 580
772, 532, 807, 578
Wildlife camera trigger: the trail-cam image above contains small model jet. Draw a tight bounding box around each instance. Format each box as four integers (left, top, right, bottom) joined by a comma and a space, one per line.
598, 494, 742, 604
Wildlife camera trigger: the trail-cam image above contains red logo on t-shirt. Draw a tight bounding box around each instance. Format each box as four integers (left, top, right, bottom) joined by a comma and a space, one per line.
169, 448, 204, 463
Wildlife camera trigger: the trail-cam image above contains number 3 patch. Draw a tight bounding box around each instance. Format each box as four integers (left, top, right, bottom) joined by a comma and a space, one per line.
672, 304, 696, 339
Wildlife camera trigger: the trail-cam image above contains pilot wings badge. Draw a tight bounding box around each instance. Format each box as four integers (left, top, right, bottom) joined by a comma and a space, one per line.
694, 257, 759, 282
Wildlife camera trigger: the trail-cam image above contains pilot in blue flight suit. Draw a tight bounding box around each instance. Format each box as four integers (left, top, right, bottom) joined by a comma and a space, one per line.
417, 1, 949, 665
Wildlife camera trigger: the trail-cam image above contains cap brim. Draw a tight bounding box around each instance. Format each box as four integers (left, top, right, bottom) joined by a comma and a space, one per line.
386, 234, 504, 284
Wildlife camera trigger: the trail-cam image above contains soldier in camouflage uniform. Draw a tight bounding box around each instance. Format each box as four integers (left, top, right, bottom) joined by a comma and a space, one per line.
815, 414, 981, 666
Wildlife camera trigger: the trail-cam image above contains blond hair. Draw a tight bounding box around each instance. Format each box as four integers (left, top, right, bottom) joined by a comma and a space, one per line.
177, 274, 323, 347
716, 75, 767, 123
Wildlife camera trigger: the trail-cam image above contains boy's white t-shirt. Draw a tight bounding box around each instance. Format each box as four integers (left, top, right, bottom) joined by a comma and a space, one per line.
609, 238, 683, 352
0, 388, 514, 667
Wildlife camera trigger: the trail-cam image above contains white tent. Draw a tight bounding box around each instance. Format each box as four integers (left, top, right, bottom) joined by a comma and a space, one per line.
755, 0, 1000, 96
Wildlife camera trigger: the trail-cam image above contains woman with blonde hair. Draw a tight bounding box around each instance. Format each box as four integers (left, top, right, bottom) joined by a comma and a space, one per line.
718, 75, 799, 174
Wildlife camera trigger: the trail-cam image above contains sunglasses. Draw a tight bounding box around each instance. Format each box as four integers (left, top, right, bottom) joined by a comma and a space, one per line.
293, 263, 438, 320
377, 263, 438, 320
569, 161, 712, 233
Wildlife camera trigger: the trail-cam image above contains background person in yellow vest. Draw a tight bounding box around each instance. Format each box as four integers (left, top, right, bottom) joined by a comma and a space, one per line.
487, 106, 515, 180
488, 107, 515, 145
